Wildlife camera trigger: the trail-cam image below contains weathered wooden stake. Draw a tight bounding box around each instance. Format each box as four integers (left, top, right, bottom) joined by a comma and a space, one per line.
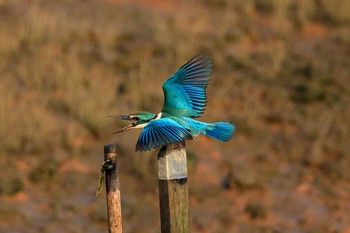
104, 144, 122, 233
157, 141, 190, 233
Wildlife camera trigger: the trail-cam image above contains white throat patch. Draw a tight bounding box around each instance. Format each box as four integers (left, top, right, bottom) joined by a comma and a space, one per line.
155, 112, 162, 120
134, 123, 147, 129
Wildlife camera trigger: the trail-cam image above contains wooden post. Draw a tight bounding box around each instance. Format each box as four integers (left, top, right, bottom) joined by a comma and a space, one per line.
157, 141, 190, 233
104, 144, 122, 233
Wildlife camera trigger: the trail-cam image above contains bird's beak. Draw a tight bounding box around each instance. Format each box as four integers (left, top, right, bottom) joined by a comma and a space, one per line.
108, 114, 131, 120
112, 123, 135, 134
108, 114, 135, 134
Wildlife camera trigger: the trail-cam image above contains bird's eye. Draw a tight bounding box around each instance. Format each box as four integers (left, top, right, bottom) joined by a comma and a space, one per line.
132, 116, 140, 121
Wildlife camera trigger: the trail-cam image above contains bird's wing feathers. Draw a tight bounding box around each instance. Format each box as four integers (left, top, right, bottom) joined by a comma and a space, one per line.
136, 118, 192, 151
161, 55, 212, 117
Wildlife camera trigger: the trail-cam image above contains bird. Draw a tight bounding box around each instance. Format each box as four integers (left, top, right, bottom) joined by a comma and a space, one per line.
110, 54, 235, 151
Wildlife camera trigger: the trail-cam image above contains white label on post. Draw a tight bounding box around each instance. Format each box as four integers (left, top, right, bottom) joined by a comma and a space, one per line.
157, 143, 188, 180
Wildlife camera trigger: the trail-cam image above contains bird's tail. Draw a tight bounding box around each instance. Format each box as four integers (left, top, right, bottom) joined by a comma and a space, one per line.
203, 122, 235, 142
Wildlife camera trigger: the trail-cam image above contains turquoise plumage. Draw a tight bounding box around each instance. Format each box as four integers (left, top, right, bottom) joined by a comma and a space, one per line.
111, 55, 235, 151
162, 55, 211, 117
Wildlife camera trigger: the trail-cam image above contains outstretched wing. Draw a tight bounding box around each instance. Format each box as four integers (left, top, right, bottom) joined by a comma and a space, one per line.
161, 55, 212, 118
136, 118, 193, 151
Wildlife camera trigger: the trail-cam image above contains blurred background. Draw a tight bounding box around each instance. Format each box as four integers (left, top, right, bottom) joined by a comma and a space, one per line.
0, 0, 349, 232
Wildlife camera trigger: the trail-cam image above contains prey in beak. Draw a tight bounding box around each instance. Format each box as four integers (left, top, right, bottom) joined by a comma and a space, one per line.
108, 114, 138, 134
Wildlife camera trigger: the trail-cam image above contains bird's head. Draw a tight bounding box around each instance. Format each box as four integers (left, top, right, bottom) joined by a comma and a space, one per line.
110, 111, 156, 133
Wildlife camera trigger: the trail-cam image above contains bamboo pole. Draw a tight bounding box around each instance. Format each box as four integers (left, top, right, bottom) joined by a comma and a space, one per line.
157, 141, 190, 233
103, 144, 122, 233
